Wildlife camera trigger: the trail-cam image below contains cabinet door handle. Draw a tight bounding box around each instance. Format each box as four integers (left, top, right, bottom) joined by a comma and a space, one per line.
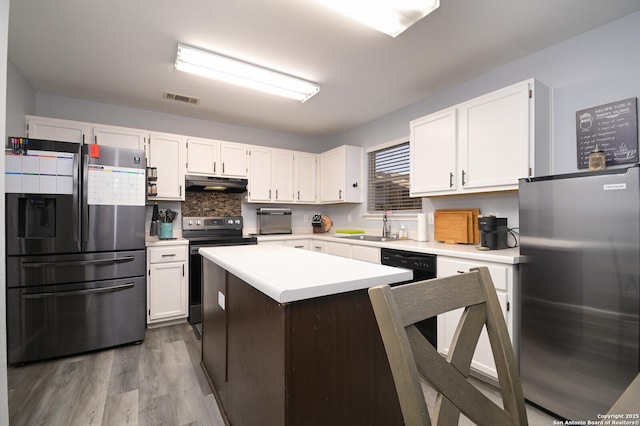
449, 172, 454, 188
276, 189, 279, 200
461, 170, 466, 186
269, 189, 272, 200
222, 162, 225, 173
297, 190, 300, 200
339, 189, 342, 199
214, 162, 216, 173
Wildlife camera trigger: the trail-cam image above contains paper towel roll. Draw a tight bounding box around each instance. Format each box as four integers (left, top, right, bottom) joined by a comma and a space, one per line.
416, 213, 428, 242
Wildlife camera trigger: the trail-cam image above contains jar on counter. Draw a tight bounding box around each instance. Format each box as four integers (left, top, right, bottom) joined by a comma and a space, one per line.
589, 146, 606, 171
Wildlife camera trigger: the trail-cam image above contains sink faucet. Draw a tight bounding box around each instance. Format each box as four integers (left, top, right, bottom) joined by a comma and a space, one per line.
382, 210, 390, 238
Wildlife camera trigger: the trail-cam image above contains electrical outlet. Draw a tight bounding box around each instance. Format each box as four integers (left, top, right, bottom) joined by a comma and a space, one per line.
428, 213, 434, 224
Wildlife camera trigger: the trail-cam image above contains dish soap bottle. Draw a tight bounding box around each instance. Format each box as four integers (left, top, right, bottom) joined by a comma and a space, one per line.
399, 224, 408, 240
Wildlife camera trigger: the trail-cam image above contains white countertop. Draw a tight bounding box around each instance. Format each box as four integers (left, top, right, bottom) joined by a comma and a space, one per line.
145, 236, 189, 247
199, 245, 413, 303
255, 234, 521, 264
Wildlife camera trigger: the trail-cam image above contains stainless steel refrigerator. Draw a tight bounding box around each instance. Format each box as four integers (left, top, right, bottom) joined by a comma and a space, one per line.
5, 138, 147, 364
519, 165, 640, 420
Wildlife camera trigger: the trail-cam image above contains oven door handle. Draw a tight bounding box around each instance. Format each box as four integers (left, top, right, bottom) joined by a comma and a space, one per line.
21, 256, 136, 268
21, 282, 135, 299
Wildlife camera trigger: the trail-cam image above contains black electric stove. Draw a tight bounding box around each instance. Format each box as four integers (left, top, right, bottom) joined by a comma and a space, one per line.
183, 216, 257, 334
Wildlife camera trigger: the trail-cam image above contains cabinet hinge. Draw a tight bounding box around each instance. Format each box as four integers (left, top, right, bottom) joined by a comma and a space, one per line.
26, 123, 29, 136
529, 89, 532, 99
529, 167, 532, 177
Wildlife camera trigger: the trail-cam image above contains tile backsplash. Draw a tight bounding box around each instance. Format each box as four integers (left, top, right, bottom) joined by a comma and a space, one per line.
182, 192, 243, 217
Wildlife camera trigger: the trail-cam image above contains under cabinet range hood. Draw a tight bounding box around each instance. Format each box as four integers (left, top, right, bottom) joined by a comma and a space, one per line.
185, 175, 248, 193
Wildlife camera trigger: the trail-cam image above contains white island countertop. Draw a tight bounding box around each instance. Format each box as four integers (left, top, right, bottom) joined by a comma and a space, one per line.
199, 245, 413, 303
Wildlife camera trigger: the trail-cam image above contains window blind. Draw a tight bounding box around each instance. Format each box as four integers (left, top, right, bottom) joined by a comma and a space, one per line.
367, 142, 421, 212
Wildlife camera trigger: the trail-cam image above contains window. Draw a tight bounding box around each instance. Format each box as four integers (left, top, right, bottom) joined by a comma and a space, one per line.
368, 141, 421, 212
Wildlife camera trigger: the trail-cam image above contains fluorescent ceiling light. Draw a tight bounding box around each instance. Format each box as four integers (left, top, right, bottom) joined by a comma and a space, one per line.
315, 0, 439, 37
175, 43, 319, 103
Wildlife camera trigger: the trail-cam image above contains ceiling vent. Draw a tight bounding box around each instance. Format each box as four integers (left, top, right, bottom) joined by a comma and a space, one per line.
164, 91, 200, 105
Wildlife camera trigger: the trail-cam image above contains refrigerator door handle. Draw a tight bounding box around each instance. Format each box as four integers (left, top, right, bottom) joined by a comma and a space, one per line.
21, 282, 135, 299
82, 154, 90, 242
73, 152, 80, 245
22, 256, 136, 268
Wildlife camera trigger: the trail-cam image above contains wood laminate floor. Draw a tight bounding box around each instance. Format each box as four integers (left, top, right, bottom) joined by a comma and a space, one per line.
8, 323, 224, 426
8, 322, 558, 425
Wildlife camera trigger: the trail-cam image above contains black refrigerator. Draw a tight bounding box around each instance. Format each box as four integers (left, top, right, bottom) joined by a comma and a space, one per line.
519, 165, 640, 420
5, 138, 147, 364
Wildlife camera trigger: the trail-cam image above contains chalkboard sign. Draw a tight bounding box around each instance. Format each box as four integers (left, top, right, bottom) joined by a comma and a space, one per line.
576, 97, 638, 169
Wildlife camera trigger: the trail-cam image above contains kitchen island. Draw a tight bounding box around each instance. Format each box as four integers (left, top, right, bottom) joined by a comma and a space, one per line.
199, 245, 412, 426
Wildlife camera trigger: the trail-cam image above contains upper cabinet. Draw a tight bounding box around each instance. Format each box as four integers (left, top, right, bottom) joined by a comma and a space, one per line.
294, 151, 317, 203
186, 137, 248, 178
410, 108, 458, 195
247, 147, 295, 203
26, 115, 91, 144
319, 145, 363, 203
410, 79, 550, 197
93, 125, 148, 153
148, 132, 185, 201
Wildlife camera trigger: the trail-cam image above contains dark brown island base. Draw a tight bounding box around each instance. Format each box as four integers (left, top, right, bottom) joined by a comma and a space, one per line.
199, 245, 412, 426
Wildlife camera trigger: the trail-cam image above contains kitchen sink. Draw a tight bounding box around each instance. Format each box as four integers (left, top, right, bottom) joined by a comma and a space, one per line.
340, 234, 399, 242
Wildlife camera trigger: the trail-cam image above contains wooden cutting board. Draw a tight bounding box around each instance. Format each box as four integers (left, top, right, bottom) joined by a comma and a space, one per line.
434, 209, 480, 244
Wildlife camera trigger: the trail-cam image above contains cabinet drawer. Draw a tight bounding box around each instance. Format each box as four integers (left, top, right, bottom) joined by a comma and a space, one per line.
437, 257, 509, 291
148, 246, 187, 264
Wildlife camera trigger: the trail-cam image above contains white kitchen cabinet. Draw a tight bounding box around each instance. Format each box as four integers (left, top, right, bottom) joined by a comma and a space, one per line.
186, 137, 218, 176
248, 146, 273, 202
248, 147, 294, 203
148, 132, 185, 200
283, 239, 310, 250
326, 241, 352, 258
436, 256, 516, 381
26, 115, 91, 144
310, 240, 327, 253
410, 79, 550, 197
294, 151, 317, 203
410, 108, 457, 195
351, 245, 381, 264
186, 137, 249, 178
93, 125, 148, 154
147, 244, 188, 324
220, 141, 249, 177
319, 145, 363, 203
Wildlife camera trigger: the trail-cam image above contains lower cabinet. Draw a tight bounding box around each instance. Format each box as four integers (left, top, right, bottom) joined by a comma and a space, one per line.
283, 239, 310, 250
350, 245, 381, 264
326, 241, 352, 258
310, 240, 327, 253
436, 256, 517, 381
146, 244, 188, 324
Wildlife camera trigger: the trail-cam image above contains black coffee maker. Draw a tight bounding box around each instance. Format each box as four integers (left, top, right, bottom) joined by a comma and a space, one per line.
478, 215, 508, 249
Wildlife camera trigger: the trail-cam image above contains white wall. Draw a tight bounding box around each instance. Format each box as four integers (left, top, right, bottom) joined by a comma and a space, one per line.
6, 60, 35, 137
33, 93, 322, 152
321, 11, 640, 237
6, 10, 640, 241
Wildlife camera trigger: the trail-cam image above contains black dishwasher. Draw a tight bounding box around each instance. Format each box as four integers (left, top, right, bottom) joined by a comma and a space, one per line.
380, 248, 437, 346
